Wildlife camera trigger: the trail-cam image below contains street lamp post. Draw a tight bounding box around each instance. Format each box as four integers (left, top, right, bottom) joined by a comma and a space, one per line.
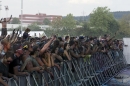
21, 0, 23, 36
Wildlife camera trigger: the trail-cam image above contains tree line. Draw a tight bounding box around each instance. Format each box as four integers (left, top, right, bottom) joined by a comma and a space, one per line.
9, 7, 130, 38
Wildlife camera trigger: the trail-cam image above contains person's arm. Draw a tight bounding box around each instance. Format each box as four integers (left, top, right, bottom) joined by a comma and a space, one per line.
8, 73, 18, 81
42, 58, 51, 67
55, 48, 59, 54
70, 49, 81, 58
92, 45, 98, 53
0, 77, 8, 86
0, 18, 3, 23
36, 57, 45, 66
40, 36, 55, 54
0, 73, 8, 86
85, 46, 91, 55
13, 66, 28, 76
7, 15, 12, 22
25, 62, 41, 72
42, 53, 51, 67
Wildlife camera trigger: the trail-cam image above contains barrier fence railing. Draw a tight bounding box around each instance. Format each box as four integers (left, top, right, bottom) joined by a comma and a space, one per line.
0, 50, 127, 86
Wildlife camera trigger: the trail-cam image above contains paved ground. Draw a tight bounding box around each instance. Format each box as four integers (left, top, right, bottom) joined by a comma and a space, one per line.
106, 67, 130, 86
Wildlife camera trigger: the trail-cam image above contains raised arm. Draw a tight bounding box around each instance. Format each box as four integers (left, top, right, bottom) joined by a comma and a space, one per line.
40, 36, 55, 54
0, 18, 3, 23
7, 15, 12, 22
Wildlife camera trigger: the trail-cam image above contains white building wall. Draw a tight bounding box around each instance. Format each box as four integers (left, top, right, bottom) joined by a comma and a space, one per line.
0, 24, 50, 30
0, 24, 81, 30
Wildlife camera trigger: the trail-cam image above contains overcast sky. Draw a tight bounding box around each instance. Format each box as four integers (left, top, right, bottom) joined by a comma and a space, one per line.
0, 0, 130, 18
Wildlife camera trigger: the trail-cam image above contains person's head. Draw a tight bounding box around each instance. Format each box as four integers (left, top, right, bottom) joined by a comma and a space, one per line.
58, 37, 63, 42
53, 40, 60, 48
15, 49, 23, 57
25, 28, 30, 33
4, 18, 6, 22
30, 45, 40, 56
4, 51, 13, 64
69, 40, 75, 48
22, 41, 33, 54
65, 36, 70, 41
13, 44, 23, 57
89, 38, 94, 44
1, 39, 11, 51
64, 43, 70, 50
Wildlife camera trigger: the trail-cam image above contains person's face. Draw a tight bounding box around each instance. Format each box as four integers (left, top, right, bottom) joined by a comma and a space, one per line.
29, 45, 33, 52
66, 37, 70, 41
90, 40, 94, 44
4, 18, 6, 21
5, 57, 13, 64
17, 49, 23, 57
66, 44, 70, 50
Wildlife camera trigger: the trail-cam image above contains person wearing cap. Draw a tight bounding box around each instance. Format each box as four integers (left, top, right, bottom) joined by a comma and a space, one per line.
9, 44, 29, 76
20, 41, 44, 73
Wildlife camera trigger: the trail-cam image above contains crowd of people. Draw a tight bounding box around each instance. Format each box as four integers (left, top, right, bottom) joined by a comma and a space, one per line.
0, 27, 123, 86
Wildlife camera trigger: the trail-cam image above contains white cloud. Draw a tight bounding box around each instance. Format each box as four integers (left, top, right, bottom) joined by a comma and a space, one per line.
68, 0, 97, 4
68, 0, 111, 5
0, 0, 129, 17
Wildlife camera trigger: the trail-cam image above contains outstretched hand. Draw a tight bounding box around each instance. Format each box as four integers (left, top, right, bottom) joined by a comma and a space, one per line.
51, 35, 57, 40
13, 29, 15, 34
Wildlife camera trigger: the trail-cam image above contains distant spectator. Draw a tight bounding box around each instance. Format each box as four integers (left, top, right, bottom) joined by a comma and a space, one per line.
23, 28, 30, 40
65, 36, 70, 43
21, 42, 43, 73
9, 45, 29, 76
0, 51, 18, 86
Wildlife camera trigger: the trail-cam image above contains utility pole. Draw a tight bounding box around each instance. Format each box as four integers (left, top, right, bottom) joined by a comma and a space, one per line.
0, 1, 2, 19
21, 0, 23, 36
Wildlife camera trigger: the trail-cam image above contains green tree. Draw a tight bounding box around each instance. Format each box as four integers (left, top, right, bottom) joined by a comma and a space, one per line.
63, 13, 76, 30
118, 15, 130, 36
89, 7, 116, 32
11, 18, 20, 24
107, 19, 119, 35
28, 23, 42, 31
62, 13, 76, 35
51, 17, 63, 30
43, 18, 51, 25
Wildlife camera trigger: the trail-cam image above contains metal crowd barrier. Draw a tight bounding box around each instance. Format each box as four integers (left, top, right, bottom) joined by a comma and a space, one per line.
0, 50, 127, 86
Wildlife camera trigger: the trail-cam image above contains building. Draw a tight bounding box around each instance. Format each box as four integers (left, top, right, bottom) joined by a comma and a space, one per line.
19, 13, 62, 24
0, 24, 50, 30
